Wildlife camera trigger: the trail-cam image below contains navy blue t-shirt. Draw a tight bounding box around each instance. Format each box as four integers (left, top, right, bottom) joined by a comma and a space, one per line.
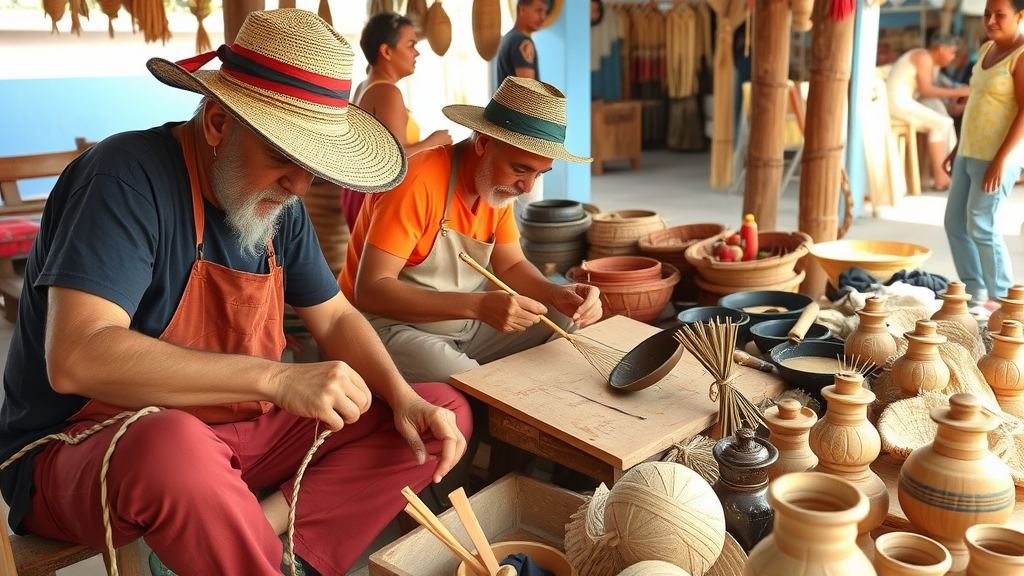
496, 28, 540, 89
0, 123, 340, 532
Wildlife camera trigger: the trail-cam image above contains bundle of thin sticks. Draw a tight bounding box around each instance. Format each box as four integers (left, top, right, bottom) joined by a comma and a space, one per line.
674, 318, 764, 439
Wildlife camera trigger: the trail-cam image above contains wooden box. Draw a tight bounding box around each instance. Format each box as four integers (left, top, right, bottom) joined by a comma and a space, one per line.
591, 100, 642, 175
368, 474, 585, 576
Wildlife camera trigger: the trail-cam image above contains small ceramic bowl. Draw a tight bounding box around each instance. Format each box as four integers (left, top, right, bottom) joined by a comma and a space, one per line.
749, 318, 833, 356
676, 305, 751, 345
608, 328, 683, 392
455, 541, 577, 576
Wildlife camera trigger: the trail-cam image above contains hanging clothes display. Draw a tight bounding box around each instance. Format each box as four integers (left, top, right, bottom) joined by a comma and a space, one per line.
592, 5, 624, 102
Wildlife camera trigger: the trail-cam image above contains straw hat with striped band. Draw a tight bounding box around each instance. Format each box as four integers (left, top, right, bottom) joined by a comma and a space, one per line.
146, 8, 407, 193
443, 77, 592, 163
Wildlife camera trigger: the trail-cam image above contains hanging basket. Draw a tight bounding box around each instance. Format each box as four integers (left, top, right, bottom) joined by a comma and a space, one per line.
406, 0, 428, 41
473, 0, 501, 61
790, 0, 813, 32
426, 1, 452, 57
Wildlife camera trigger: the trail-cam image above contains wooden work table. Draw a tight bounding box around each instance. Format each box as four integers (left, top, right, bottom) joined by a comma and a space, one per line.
449, 315, 787, 485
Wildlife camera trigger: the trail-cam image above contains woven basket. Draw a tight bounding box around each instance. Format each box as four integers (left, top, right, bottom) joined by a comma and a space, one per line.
472, 0, 501, 61
406, 0, 429, 40
587, 210, 667, 251
685, 230, 813, 288
639, 223, 730, 302
302, 179, 350, 277
695, 270, 806, 306
426, 1, 452, 57
568, 263, 680, 324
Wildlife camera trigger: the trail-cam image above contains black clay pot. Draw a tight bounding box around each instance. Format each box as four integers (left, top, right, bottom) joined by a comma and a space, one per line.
522, 200, 586, 223
717, 291, 815, 328
713, 427, 779, 552
608, 328, 683, 392
768, 339, 847, 395
675, 305, 752, 345
519, 212, 592, 244
522, 238, 586, 274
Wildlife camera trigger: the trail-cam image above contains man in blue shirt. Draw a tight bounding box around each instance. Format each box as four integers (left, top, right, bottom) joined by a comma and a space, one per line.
496, 0, 548, 88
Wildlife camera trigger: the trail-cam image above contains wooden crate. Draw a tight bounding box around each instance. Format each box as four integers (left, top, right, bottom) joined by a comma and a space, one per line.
369, 474, 585, 576
591, 100, 642, 175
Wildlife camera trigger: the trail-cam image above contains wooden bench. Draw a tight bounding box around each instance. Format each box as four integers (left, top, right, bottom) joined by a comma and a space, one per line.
0, 139, 93, 322
2, 501, 145, 576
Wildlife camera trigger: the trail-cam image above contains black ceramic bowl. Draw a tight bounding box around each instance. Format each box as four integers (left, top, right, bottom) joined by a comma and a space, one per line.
768, 339, 847, 394
749, 318, 833, 356
522, 200, 585, 223
608, 328, 683, 392
717, 291, 815, 327
675, 306, 752, 345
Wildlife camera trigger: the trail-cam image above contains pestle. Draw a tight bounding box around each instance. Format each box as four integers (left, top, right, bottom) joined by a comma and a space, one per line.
787, 302, 820, 344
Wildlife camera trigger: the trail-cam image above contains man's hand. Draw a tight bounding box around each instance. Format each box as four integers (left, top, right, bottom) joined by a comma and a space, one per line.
478, 291, 546, 333
392, 394, 467, 483
268, 362, 372, 431
550, 283, 603, 328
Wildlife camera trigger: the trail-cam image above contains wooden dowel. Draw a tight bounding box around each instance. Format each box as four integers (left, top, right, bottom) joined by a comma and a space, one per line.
449, 487, 500, 575
401, 488, 488, 576
457, 252, 571, 340
733, 350, 776, 372
788, 302, 820, 344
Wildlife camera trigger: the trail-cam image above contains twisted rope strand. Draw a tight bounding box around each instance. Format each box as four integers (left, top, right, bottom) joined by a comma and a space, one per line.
286, 426, 333, 576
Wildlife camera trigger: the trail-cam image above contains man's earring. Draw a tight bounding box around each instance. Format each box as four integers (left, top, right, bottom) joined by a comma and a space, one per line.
213, 146, 217, 159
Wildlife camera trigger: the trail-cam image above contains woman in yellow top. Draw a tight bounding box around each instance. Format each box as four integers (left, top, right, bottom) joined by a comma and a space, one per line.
943, 0, 1024, 310
341, 12, 453, 230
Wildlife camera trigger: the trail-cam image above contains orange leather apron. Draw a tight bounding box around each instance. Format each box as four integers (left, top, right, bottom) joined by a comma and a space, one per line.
70, 125, 285, 424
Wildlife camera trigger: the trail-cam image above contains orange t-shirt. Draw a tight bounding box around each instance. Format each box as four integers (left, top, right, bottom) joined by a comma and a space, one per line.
338, 144, 520, 302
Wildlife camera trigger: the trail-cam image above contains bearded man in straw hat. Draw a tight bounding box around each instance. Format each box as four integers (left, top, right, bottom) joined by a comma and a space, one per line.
339, 76, 601, 387
0, 9, 470, 576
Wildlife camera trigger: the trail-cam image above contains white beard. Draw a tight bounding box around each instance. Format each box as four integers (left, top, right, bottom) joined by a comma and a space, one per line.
474, 160, 521, 209
210, 135, 298, 259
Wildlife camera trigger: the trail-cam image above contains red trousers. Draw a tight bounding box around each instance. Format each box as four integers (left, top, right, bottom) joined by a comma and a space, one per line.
23, 382, 471, 576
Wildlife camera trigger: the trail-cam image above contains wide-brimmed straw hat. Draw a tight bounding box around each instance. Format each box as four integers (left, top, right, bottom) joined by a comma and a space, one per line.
443, 77, 592, 163
147, 8, 406, 193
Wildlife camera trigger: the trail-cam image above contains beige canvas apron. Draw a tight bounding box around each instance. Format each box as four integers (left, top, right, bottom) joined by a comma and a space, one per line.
366, 144, 495, 339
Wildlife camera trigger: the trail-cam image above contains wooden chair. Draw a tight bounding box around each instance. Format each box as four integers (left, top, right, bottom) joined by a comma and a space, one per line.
0, 140, 94, 322
2, 500, 145, 576
889, 118, 923, 197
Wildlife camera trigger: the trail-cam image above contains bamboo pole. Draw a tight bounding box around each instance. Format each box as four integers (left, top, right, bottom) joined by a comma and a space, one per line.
741, 0, 792, 231
798, 0, 856, 297
709, 0, 745, 188
223, 0, 264, 45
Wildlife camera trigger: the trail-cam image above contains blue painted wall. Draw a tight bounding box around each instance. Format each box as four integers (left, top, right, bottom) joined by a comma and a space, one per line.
1, 75, 202, 197
848, 4, 881, 219
531, 0, 592, 202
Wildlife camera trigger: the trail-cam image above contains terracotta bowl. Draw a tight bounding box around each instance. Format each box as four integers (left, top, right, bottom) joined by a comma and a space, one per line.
455, 541, 576, 576
567, 263, 680, 324
809, 240, 932, 287
580, 256, 662, 284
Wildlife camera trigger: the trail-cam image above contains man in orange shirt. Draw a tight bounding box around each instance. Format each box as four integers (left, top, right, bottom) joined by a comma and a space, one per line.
338, 78, 601, 384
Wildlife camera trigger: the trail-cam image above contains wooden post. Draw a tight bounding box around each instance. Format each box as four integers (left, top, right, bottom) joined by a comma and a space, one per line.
798, 0, 856, 297
742, 0, 791, 231
709, 0, 746, 188
223, 0, 265, 45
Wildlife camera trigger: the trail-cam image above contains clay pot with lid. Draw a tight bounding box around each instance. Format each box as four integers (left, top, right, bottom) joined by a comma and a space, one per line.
990, 285, 1024, 333
892, 320, 950, 398
979, 320, 1024, 416
873, 532, 951, 576
808, 371, 888, 558
845, 297, 898, 369
931, 281, 979, 335
763, 398, 818, 480
965, 524, 1024, 576
712, 427, 779, 552
743, 472, 874, 576
897, 393, 1015, 572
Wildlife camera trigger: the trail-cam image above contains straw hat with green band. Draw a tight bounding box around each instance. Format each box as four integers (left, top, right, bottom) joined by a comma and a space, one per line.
146, 8, 407, 193
443, 77, 592, 163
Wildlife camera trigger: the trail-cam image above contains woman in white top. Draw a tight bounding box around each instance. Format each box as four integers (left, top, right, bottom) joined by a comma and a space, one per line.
886, 32, 972, 190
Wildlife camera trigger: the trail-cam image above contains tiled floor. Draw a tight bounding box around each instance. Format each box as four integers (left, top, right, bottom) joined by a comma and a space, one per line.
5, 148, 1024, 575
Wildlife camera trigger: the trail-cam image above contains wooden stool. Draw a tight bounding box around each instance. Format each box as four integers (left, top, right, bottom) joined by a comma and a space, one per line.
890, 119, 922, 196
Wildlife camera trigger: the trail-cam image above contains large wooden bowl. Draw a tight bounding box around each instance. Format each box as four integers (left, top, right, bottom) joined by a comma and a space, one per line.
809, 240, 932, 287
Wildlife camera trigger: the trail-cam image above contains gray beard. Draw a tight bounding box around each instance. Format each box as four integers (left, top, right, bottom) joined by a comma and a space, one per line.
209, 141, 298, 259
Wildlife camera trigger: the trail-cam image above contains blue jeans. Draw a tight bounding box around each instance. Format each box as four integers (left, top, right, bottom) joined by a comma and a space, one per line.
943, 155, 1019, 301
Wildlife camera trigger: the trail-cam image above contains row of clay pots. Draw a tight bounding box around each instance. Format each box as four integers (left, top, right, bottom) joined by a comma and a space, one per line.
746, 390, 1024, 576
566, 256, 679, 324
519, 201, 595, 274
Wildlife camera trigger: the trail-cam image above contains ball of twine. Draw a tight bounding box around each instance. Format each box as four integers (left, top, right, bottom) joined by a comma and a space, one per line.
606, 462, 726, 576
617, 560, 692, 576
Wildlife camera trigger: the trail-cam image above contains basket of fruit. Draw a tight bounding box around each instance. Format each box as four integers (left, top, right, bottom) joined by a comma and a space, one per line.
684, 230, 813, 288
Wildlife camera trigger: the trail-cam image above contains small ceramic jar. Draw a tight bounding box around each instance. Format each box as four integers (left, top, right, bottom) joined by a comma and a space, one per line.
931, 281, 978, 336
845, 297, 898, 369
873, 532, 951, 576
713, 427, 779, 552
763, 398, 818, 480
989, 285, 1024, 334
892, 321, 950, 398
965, 524, 1024, 576
979, 320, 1024, 417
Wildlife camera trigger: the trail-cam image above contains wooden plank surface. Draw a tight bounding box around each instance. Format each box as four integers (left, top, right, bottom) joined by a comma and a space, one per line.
450, 315, 787, 471
871, 455, 1024, 533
